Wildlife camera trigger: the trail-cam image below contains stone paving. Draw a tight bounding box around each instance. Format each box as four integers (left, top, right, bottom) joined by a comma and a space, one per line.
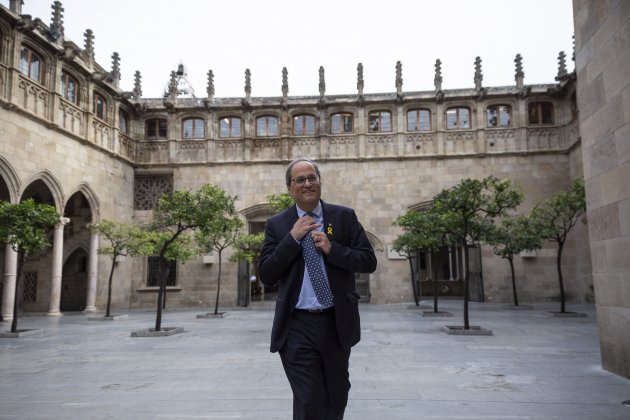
1, 300, 630, 419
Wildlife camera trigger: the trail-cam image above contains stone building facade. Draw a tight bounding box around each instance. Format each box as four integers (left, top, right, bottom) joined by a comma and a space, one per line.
0, 1, 594, 332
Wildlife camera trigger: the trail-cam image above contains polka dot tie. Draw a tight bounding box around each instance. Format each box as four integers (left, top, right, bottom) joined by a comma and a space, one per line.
302, 213, 334, 306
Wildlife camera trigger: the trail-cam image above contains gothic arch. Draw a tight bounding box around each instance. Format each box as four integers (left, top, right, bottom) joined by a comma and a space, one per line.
65, 182, 101, 223
364, 229, 384, 253
21, 169, 65, 212
63, 242, 89, 265
239, 203, 275, 221
0, 154, 21, 203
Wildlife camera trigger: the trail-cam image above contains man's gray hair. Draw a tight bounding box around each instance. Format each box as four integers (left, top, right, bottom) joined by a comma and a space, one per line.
285, 157, 321, 187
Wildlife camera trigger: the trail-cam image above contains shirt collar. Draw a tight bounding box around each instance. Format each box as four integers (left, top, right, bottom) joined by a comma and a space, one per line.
296, 201, 322, 219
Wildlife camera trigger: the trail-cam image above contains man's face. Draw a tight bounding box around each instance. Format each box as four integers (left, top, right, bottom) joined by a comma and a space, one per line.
288, 161, 321, 211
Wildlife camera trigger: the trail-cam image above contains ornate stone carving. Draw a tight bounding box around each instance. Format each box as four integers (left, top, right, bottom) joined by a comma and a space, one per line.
134, 175, 173, 210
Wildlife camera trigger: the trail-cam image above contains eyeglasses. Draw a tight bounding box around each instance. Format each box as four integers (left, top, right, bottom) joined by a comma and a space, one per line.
291, 175, 320, 186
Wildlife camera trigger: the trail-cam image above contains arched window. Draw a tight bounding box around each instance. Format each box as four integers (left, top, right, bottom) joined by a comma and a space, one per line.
219, 117, 242, 138
146, 118, 168, 140
60, 71, 78, 104
487, 105, 511, 127
119, 110, 130, 134
368, 111, 392, 133
528, 102, 554, 125
256, 115, 279, 137
407, 109, 431, 131
446, 107, 470, 129
19, 45, 43, 83
93, 93, 107, 121
182, 118, 205, 139
293, 114, 316, 136
331, 112, 353, 134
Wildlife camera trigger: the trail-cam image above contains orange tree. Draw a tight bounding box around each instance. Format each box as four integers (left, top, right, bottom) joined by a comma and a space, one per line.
0, 199, 59, 332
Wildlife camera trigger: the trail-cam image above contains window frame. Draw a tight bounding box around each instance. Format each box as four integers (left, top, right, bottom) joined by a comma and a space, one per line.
19, 44, 43, 83
182, 117, 205, 139
219, 116, 242, 138
446, 107, 471, 130
486, 104, 512, 128
368, 110, 392, 133
528, 102, 554, 125
406, 109, 432, 131
145, 118, 168, 140
93, 92, 107, 122
256, 115, 279, 137
330, 112, 354, 134
292, 114, 316, 136
60, 71, 79, 104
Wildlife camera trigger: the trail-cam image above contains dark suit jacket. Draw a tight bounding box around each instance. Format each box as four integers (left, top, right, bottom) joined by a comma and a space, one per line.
259, 201, 377, 353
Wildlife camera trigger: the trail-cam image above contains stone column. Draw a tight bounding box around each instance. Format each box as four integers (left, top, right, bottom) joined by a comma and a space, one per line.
47, 218, 69, 316
1, 244, 18, 321
448, 247, 454, 281
84, 230, 99, 312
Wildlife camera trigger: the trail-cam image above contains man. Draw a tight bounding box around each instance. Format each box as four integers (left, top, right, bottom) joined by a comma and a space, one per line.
259, 158, 377, 419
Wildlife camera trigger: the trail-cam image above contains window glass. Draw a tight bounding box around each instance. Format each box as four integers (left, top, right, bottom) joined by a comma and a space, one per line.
331, 113, 353, 134
182, 118, 205, 139
408, 109, 432, 131
94, 93, 106, 121
119, 110, 129, 134
256, 116, 279, 137
19, 45, 43, 82
219, 117, 241, 138
487, 105, 511, 127
61, 72, 78, 104
446, 107, 470, 129
293, 115, 316, 136
146, 119, 168, 140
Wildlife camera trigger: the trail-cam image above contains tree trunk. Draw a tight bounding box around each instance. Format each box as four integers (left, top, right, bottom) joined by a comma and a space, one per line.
463, 243, 470, 330
214, 251, 222, 315
407, 257, 419, 306
509, 256, 518, 306
155, 257, 168, 331
105, 256, 116, 317
557, 241, 566, 313
10, 253, 25, 333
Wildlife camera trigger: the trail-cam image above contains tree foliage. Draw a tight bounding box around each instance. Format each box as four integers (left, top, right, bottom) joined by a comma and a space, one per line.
267, 192, 294, 213
194, 187, 242, 315
92, 220, 151, 317
143, 185, 230, 330
0, 199, 59, 332
429, 177, 523, 328
529, 179, 586, 312
485, 215, 543, 306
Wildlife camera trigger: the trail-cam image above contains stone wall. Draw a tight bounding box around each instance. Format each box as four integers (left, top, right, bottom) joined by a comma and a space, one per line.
573, 0, 630, 379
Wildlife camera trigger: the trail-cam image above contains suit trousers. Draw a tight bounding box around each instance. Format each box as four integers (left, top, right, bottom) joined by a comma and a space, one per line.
279, 309, 351, 420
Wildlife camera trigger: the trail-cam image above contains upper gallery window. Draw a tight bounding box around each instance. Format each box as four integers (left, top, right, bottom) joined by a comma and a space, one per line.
19, 45, 43, 83
256, 115, 279, 137
219, 117, 242, 138
368, 111, 392, 133
119, 110, 130, 134
487, 105, 511, 127
446, 107, 470, 129
93, 93, 107, 121
528, 102, 554, 125
182, 118, 205, 139
146, 118, 168, 140
293, 114, 316, 136
331, 112, 353, 134
60, 71, 78, 104
407, 109, 431, 131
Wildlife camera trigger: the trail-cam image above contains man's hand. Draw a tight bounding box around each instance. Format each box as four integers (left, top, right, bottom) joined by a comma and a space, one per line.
310, 230, 331, 255
290, 215, 321, 242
